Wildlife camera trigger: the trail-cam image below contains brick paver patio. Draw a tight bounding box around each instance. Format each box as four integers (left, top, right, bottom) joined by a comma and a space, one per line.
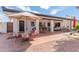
0, 32, 79, 52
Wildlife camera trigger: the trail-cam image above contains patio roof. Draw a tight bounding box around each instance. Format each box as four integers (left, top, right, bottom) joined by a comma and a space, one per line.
8, 12, 41, 20
42, 18, 63, 21
30, 12, 73, 20
8, 11, 73, 21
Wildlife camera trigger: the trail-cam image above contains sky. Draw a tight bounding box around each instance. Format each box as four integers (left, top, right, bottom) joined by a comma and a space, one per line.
0, 6, 10, 22
0, 6, 79, 22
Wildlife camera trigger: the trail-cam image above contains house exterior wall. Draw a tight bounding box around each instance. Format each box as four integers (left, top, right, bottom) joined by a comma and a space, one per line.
0, 22, 7, 33
12, 19, 72, 33
13, 18, 38, 33
13, 19, 33, 33
0, 17, 72, 33
62, 20, 71, 29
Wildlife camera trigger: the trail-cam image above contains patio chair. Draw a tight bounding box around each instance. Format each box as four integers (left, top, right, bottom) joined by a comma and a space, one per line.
28, 28, 38, 40
15, 33, 22, 38
28, 32, 35, 41
21, 33, 31, 42
16, 33, 34, 42
7, 33, 23, 41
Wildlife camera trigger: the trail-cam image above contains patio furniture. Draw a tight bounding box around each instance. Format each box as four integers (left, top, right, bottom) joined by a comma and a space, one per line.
15, 33, 22, 38
54, 27, 61, 31
66, 26, 70, 32
7, 33, 17, 39
21, 33, 33, 41
7, 32, 36, 43
15, 32, 35, 42
61, 29, 66, 32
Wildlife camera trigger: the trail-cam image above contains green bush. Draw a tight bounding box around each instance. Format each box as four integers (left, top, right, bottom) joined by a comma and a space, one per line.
76, 25, 79, 30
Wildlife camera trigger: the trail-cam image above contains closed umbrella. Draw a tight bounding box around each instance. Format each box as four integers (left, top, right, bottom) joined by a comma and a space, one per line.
73, 16, 76, 30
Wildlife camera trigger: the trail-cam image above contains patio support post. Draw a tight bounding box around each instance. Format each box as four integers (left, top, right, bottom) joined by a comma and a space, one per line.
13, 18, 19, 33
45, 22, 48, 28
27, 20, 31, 33
50, 20, 54, 32
35, 20, 39, 34
24, 19, 27, 33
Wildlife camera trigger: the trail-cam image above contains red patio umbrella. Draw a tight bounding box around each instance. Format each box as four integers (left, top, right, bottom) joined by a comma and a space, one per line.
73, 16, 76, 30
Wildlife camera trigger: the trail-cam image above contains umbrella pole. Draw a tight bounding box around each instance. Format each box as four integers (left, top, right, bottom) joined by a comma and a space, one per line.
70, 19, 72, 31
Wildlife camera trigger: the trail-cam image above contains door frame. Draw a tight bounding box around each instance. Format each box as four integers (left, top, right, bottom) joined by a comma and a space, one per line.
19, 21, 25, 32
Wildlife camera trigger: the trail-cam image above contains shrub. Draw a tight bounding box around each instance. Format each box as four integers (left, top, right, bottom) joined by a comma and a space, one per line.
76, 25, 79, 30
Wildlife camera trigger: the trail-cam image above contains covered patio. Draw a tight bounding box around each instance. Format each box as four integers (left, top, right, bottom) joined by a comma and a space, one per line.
8, 12, 64, 34
8, 12, 40, 34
